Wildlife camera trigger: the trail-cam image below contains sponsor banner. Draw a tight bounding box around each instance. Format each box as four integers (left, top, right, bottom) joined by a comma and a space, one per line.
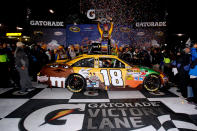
30, 20, 64, 27
66, 24, 100, 47
87, 9, 96, 19
28, 23, 165, 48
86, 9, 110, 20
119, 26, 131, 32
135, 22, 167, 28
69, 26, 80, 32
66, 24, 166, 48
30, 28, 66, 45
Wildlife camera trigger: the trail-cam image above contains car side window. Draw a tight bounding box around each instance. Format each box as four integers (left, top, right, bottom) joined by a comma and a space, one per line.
99, 58, 125, 68
72, 58, 94, 67
114, 59, 125, 68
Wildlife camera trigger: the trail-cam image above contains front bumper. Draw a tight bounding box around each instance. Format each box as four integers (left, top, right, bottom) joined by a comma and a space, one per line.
37, 75, 49, 83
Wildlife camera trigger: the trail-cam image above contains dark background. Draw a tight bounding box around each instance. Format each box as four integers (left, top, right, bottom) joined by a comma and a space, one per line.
0, 0, 196, 45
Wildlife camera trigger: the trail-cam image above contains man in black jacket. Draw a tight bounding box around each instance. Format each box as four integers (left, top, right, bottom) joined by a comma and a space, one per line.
176, 47, 191, 98
14, 42, 35, 94
151, 48, 163, 71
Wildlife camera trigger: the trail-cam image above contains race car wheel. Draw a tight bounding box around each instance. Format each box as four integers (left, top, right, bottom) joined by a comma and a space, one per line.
143, 74, 161, 92
66, 74, 86, 92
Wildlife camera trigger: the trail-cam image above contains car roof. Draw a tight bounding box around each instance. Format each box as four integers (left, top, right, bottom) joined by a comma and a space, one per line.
66, 54, 124, 65
81, 54, 119, 58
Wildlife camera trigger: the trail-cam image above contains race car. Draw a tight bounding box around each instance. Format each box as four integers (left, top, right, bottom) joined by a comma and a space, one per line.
37, 54, 168, 92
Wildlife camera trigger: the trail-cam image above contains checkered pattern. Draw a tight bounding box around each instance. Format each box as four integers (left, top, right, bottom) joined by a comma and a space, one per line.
0, 82, 197, 131
157, 115, 197, 131
157, 115, 178, 131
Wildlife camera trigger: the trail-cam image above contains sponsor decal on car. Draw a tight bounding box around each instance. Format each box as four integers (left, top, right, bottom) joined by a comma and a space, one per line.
134, 77, 139, 81
139, 77, 143, 81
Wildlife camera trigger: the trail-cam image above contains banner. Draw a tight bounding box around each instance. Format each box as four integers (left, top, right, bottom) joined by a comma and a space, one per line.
135, 22, 167, 28
66, 24, 166, 48
30, 28, 66, 45
15, 100, 197, 131
30, 20, 64, 27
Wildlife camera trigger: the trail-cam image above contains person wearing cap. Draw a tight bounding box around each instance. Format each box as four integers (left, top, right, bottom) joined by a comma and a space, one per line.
189, 42, 197, 103
14, 42, 35, 94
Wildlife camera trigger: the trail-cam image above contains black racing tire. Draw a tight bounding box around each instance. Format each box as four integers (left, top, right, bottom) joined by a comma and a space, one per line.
143, 74, 161, 92
66, 74, 86, 92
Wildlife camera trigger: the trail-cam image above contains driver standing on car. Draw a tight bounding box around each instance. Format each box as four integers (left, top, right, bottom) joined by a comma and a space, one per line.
97, 16, 113, 55
97, 16, 113, 41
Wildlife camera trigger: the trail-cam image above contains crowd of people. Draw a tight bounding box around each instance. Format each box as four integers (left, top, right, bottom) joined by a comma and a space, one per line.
0, 42, 50, 93
0, 41, 197, 104
120, 43, 197, 104
0, 41, 81, 93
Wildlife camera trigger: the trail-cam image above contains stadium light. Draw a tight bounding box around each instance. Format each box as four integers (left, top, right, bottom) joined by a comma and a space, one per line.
74, 22, 77, 25
49, 9, 54, 14
177, 33, 184, 36
16, 27, 23, 30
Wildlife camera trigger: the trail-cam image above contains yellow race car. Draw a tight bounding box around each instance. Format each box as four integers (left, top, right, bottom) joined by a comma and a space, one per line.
37, 54, 168, 92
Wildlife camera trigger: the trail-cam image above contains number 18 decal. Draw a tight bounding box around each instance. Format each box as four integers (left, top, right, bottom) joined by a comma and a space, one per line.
100, 70, 123, 86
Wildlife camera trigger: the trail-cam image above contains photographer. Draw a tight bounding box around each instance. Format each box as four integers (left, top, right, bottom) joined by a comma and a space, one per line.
189, 42, 197, 104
